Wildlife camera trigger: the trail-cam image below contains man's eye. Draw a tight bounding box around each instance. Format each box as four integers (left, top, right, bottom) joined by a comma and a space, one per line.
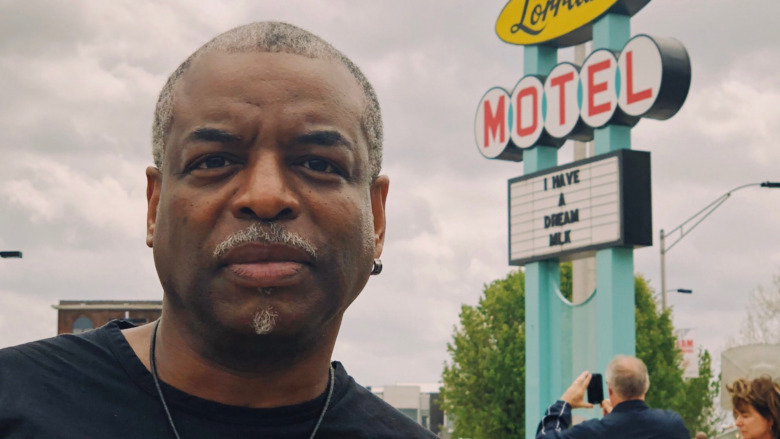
302, 158, 337, 174
197, 156, 231, 169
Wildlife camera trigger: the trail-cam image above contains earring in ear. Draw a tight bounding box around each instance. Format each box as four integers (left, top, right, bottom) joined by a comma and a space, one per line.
370, 259, 383, 275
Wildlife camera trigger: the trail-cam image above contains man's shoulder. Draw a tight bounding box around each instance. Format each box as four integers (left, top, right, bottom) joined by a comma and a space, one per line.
0, 328, 108, 407
639, 407, 689, 438
0, 321, 122, 377
0, 332, 83, 366
605, 402, 689, 438
570, 416, 610, 436
647, 406, 686, 424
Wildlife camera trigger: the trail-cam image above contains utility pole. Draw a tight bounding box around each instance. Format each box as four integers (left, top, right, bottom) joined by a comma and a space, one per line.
660, 181, 780, 310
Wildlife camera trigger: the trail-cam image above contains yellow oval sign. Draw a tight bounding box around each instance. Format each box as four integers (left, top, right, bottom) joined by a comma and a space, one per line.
496, 0, 650, 47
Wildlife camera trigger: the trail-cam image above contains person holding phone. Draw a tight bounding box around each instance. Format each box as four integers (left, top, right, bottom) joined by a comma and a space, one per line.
536, 355, 689, 438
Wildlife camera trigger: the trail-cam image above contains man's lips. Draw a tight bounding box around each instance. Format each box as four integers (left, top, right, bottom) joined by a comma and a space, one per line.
217, 243, 313, 288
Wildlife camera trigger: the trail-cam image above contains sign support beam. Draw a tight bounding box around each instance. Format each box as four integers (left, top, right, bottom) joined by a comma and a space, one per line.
592, 14, 637, 378
523, 44, 561, 439
524, 259, 561, 438
593, 13, 630, 50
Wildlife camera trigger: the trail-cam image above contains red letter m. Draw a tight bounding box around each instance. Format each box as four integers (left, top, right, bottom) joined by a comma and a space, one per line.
483, 96, 506, 147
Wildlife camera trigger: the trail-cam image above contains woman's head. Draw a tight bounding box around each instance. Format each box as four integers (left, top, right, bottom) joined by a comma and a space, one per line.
727, 377, 780, 439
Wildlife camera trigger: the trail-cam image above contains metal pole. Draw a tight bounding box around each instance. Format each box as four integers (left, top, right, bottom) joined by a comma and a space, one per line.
660, 229, 666, 311
571, 41, 596, 305
659, 181, 779, 312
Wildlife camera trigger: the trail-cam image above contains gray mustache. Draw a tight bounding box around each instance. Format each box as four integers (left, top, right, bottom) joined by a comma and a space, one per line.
213, 223, 318, 261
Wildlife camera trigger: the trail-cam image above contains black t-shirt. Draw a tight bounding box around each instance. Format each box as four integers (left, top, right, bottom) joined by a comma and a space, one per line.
0, 320, 437, 439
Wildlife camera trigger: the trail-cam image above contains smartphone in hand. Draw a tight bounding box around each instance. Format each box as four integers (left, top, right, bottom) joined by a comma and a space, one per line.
587, 373, 604, 404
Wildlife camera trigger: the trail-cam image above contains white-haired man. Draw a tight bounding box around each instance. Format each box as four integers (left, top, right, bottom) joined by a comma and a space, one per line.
536, 355, 689, 439
0, 22, 436, 438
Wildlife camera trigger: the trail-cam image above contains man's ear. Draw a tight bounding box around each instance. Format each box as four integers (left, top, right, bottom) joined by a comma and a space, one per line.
369, 175, 389, 258
146, 166, 162, 248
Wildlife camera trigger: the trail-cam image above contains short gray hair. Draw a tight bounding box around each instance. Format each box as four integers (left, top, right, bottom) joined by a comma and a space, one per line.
151, 21, 383, 180
606, 355, 650, 400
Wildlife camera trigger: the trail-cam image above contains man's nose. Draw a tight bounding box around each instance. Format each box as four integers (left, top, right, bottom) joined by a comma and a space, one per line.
230, 154, 300, 221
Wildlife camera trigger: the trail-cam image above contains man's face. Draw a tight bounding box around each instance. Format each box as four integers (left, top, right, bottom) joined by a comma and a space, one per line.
145, 51, 388, 343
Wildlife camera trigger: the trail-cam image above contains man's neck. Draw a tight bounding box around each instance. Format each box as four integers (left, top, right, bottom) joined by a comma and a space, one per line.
122, 319, 337, 408
612, 395, 645, 407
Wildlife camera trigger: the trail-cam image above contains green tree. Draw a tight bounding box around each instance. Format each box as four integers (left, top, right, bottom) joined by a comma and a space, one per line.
634, 274, 721, 437
441, 265, 720, 439
440, 269, 526, 439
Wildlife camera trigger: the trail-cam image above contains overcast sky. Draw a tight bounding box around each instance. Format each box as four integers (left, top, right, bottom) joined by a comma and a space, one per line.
1, 0, 779, 387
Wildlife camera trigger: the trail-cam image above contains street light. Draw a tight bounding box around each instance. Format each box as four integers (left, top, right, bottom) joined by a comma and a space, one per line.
659, 181, 780, 310
661, 288, 693, 304
666, 288, 693, 294
0, 251, 23, 258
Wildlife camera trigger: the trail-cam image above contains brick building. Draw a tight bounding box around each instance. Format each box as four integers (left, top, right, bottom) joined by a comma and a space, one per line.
53, 300, 162, 334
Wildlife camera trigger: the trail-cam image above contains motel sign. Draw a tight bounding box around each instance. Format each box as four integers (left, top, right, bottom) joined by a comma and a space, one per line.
474, 2, 692, 438
475, 34, 690, 161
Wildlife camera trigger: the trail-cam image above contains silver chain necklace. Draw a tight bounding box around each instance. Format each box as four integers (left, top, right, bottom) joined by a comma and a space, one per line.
149, 320, 335, 439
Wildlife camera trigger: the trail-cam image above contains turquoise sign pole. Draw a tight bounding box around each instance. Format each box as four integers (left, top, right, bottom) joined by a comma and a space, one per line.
522, 44, 561, 439
524, 14, 637, 439
591, 15, 637, 380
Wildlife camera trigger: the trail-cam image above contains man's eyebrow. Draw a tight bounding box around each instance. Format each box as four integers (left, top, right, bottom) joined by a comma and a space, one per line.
296, 130, 354, 150
187, 127, 243, 144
